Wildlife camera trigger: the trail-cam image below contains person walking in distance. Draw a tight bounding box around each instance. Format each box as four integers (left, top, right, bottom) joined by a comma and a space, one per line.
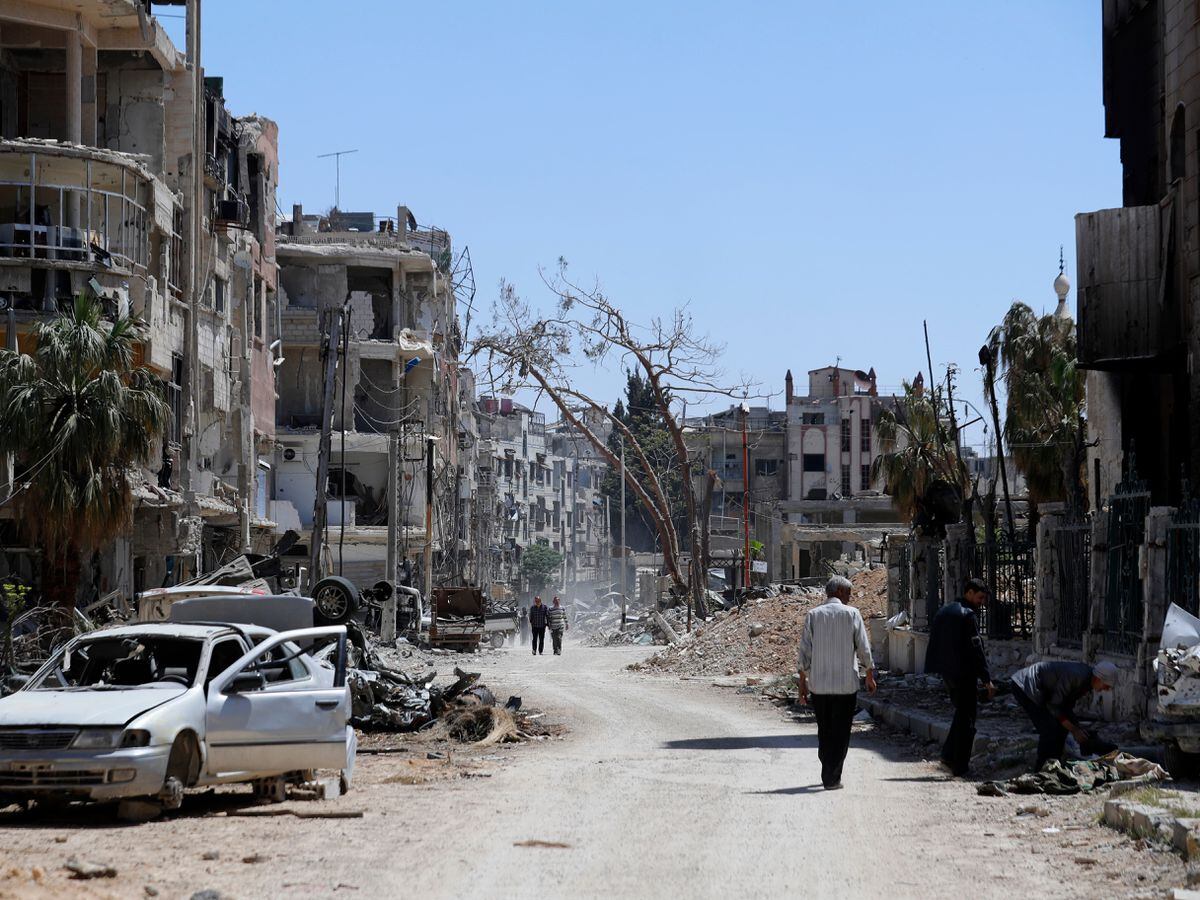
528, 596, 548, 656
518, 606, 529, 646
924, 577, 995, 777
547, 596, 569, 655
797, 575, 876, 790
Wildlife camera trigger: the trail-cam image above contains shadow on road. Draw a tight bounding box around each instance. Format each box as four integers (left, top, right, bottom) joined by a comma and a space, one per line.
0, 788, 270, 829
660, 734, 819, 751
745, 784, 826, 795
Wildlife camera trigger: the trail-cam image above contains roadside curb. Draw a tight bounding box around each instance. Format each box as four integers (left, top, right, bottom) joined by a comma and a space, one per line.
859, 696, 960, 748
1104, 797, 1200, 860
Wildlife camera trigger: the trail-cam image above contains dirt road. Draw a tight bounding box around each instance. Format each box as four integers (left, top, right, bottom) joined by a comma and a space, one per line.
0, 643, 1185, 899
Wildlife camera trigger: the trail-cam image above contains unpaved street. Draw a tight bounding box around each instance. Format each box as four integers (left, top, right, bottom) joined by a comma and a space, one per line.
0, 644, 1185, 899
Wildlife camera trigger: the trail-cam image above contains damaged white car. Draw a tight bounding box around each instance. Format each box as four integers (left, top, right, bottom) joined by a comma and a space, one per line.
0, 619, 355, 817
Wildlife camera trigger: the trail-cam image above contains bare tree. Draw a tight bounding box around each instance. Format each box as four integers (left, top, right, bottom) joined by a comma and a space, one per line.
470, 261, 752, 628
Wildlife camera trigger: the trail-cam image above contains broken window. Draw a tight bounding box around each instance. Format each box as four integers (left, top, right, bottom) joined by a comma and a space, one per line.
861, 463, 872, 490
755, 459, 779, 478
205, 637, 247, 689
840, 419, 851, 453
841, 464, 851, 495
213, 276, 226, 314
861, 418, 871, 453
802, 453, 824, 473
31, 636, 205, 690
801, 413, 824, 425
167, 354, 184, 444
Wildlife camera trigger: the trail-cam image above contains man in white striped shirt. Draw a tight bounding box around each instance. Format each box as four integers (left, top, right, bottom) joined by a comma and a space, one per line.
797, 575, 876, 790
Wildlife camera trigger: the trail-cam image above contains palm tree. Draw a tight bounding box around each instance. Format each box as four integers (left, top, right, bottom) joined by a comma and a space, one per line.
0, 295, 170, 610
872, 381, 967, 536
986, 302, 1086, 519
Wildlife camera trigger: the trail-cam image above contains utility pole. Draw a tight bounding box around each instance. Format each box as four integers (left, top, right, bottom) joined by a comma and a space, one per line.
423, 436, 435, 611
741, 401, 751, 594
308, 310, 342, 592
619, 436, 627, 627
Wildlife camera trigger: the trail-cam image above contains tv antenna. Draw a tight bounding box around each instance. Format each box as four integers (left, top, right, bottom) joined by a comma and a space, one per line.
317, 149, 358, 209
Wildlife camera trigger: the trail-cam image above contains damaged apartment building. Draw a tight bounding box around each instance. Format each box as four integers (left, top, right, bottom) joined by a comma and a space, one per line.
474, 400, 609, 599
0, 0, 282, 600
270, 204, 474, 590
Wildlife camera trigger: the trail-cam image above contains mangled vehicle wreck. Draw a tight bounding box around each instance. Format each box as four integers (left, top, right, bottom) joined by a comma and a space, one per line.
0, 599, 355, 818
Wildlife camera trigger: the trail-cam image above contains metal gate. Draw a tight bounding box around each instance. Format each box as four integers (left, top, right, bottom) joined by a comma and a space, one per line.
1053, 521, 1091, 648
972, 535, 1036, 640
1167, 495, 1200, 616
1103, 459, 1150, 654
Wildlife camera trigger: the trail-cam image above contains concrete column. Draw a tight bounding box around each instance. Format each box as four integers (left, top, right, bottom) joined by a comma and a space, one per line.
943, 522, 972, 604
65, 26, 82, 229
81, 42, 97, 146
1034, 503, 1066, 655
1139, 507, 1174, 707
1085, 509, 1110, 659
911, 536, 937, 632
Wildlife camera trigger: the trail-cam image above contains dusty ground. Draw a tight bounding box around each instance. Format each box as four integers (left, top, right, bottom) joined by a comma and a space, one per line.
0, 643, 1190, 900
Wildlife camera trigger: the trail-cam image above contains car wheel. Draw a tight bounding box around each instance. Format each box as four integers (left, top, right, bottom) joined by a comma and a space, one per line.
312, 576, 360, 625
490, 633, 505, 649
1165, 742, 1200, 780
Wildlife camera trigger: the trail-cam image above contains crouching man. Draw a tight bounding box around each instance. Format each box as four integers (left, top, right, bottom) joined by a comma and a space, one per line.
1009, 660, 1117, 769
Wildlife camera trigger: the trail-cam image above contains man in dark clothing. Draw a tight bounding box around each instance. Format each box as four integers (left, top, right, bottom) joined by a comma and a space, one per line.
528, 596, 548, 655
924, 577, 995, 776
1009, 660, 1117, 768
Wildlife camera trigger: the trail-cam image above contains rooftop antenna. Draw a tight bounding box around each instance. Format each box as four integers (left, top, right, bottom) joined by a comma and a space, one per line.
317, 149, 359, 210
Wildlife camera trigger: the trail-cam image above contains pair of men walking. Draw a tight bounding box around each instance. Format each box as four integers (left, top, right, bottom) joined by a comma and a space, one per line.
528, 595, 569, 655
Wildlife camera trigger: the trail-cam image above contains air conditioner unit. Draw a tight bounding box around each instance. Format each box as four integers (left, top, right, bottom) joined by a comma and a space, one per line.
215, 197, 249, 227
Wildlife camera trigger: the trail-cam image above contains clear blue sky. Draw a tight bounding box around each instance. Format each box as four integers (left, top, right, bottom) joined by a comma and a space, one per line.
162, 1, 1117, 452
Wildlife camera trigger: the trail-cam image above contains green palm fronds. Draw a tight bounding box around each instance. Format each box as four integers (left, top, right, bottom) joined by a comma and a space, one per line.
0, 295, 170, 588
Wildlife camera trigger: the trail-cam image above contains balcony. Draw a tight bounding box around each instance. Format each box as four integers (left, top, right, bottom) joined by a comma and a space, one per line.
0, 140, 175, 278
1075, 204, 1172, 369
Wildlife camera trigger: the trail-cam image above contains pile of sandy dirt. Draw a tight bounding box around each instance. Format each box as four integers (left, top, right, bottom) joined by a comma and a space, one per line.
631, 567, 889, 677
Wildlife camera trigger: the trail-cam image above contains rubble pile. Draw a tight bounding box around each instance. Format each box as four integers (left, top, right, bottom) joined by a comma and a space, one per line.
630, 570, 889, 677
631, 590, 825, 676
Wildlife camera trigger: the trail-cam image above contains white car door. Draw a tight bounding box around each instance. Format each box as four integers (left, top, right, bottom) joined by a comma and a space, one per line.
204, 626, 349, 776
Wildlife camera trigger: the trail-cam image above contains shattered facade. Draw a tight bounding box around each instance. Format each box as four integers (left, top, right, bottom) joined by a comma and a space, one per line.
0, 1, 281, 599
271, 204, 469, 589
474, 400, 609, 599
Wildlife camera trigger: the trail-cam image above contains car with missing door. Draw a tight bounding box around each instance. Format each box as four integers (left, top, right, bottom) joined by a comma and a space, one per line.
0, 614, 355, 817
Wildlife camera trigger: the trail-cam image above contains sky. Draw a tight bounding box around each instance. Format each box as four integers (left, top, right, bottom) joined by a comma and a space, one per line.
159, 1, 1118, 454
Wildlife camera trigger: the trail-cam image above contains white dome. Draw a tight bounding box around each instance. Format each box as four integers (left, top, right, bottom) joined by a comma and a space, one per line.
1054, 271, 1070, 300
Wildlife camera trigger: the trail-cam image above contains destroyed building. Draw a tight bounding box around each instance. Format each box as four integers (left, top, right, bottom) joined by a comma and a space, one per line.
474, 399, 609, 599
0, 1, 281, 598
271, 204, 472, 591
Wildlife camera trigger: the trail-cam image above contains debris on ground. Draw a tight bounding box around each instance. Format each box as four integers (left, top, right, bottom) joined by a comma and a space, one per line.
65, 856, 117, 879
977, 753, 1168, 797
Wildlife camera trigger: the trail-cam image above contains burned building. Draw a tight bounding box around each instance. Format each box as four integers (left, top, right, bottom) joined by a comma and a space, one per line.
0, 1, 281, 598
271, 205, 469, 590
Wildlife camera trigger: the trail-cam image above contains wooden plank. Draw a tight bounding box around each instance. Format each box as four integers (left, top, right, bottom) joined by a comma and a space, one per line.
1075, 205, 1163, 366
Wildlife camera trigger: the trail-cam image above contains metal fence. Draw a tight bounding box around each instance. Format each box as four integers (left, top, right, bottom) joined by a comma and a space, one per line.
1053, 522, 1091, 648
971, 535, 1036, 640
1167, 496, 1200, 616
1103, 459, 1151, 654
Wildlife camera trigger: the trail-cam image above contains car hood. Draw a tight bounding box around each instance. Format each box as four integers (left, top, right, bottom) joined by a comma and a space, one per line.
0, 688, 185, 727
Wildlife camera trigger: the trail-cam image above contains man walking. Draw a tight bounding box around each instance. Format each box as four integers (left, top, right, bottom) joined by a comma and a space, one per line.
547, 596, 569, 655
1009, 660, 1117, 769
528, 596, 548, 655
925, 577, 995, 776
518, 606, 529, 646
797, 575, 876, 790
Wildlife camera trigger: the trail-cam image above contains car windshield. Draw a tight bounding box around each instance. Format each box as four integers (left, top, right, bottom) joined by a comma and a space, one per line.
29, 635, 204, 690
